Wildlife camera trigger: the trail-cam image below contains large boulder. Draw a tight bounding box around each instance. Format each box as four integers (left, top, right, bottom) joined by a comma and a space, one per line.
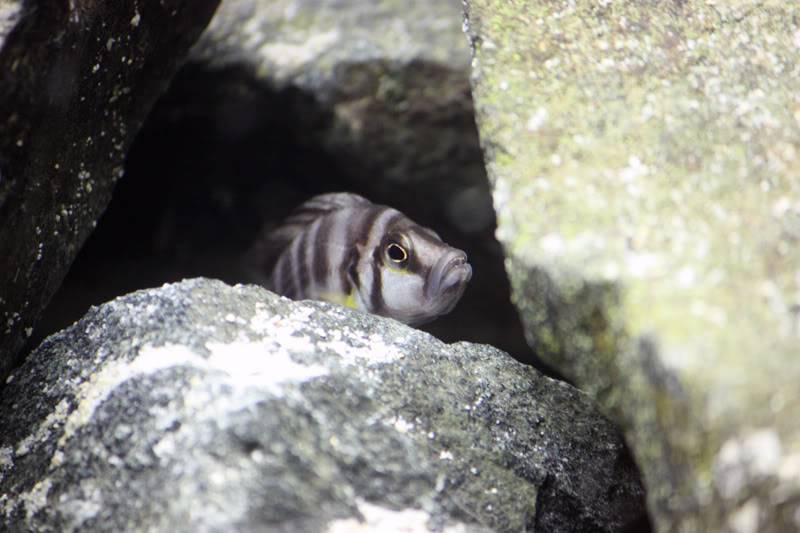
464, 1, 800, 531
191, 0, 479, 201
0, 279, 647, 532
0, 0, 220, 379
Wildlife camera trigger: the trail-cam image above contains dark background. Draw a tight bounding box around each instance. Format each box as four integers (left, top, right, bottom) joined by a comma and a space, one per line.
28, 63, 554, 376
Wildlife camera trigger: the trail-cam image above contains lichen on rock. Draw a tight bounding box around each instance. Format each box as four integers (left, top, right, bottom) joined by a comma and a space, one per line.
463, 0, 800, 531
0, 279, 646, 532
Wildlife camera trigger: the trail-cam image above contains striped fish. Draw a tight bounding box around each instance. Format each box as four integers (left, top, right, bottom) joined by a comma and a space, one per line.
253, 193, 472, 326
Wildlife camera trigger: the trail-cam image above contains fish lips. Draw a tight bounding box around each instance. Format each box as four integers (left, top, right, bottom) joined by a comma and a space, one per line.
424, 250, 472, 316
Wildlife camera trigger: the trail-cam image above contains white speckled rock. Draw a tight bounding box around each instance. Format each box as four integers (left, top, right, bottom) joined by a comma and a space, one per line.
463, 1, 800, 531
0, 279, 646, 532
0, 0, 219, 381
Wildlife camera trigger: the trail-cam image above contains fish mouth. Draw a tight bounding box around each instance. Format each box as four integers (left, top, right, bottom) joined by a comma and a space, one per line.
441, 254, 472, 291
424, 249, 472, 316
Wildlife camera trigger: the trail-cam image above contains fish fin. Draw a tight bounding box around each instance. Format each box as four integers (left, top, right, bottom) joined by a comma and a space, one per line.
243, 193, 372, 286
298, 192, 372, 213
266, 193, 372, 254
343, 291, 360, 309
320, 290, 360, 310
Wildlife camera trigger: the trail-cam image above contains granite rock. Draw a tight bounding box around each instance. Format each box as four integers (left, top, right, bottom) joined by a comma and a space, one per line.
0, 279, 646, 532
192, 0, 481, 203
464, 1, 800, 531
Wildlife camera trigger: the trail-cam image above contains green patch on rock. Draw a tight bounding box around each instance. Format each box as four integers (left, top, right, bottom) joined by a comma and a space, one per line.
465, 0, 800, 531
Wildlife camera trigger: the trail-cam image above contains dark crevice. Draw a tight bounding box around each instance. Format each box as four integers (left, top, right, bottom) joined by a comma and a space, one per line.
26, 60, 554, 376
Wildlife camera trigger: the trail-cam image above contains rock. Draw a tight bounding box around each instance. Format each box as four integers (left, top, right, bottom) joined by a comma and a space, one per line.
33, 0, 538, 374
464, 1, 800, 531
0, 0, 220, 379
192, 0, 478, 202
0, 279, 646, 532
192, 0, 491, 253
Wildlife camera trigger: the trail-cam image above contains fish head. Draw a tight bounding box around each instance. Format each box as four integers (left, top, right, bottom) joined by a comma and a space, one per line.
372, 219, 472, 326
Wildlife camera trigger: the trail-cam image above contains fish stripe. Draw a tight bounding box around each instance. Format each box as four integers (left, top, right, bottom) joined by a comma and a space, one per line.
380, 212, 405, 241
312, 216, 331, 293
297, 227, 312, 298
300, 218, 320, 296
406, 232, 426, 276
328, 210, 351, 293
348, 206, 388, 296
363, 209, 401, 313
370, 247, 386, 315
287, 233, 303, 298
340, 212, 355, 294
355, 206, 388, 246
344, 248, 359, 295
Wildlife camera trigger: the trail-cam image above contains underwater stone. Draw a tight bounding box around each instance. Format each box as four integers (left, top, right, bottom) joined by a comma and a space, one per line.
191, 0, 484, 215
0, 0, 219, 379
0, 279, 646, 532
464, 1, 800, 531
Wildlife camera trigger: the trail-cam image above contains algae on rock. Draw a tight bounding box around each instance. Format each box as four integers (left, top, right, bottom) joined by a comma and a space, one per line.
464, 1, 800, 531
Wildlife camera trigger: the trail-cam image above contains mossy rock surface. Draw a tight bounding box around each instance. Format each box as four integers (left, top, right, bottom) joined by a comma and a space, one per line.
464, 1, 800, 531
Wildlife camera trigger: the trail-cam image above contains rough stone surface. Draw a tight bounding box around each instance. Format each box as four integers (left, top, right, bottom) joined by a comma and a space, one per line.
0, 0, 220, 379
190, 0, 489, 241
464, 1, 800, 531
192, 0, 478, 197
0, 279, 646, 532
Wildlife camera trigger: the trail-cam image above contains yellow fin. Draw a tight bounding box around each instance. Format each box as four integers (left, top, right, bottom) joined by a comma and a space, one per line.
320, 291, 359, 310
343, 291, 359, 309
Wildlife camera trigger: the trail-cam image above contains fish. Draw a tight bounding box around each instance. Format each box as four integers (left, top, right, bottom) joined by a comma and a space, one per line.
249, 192, 472, 326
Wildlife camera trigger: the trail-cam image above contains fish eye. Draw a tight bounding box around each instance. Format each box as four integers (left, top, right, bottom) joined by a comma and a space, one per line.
386, 242, 408, 264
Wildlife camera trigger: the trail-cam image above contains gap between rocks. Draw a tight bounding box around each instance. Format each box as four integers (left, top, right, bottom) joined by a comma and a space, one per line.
28, 60, 555, 377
